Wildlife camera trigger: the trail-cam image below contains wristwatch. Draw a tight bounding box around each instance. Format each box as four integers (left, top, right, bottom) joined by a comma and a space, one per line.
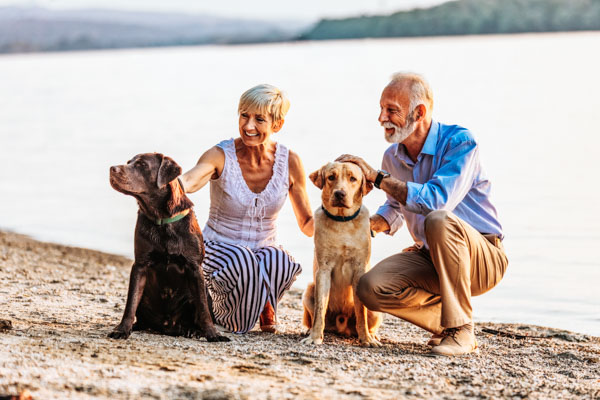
374, 169, 390, 189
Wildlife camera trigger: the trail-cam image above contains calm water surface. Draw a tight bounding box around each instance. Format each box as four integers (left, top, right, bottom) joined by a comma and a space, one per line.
1, 32, 599, 335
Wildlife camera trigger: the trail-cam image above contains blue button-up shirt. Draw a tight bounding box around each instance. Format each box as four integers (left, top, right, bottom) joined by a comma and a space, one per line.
376, 120, 503, 249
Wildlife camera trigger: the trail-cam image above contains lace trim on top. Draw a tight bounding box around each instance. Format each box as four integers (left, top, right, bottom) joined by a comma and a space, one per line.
219, 139, 288, 228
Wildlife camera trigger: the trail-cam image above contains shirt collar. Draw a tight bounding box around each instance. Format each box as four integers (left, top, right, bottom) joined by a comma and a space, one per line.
421, 120, 439, 156
394, 119, 439, 158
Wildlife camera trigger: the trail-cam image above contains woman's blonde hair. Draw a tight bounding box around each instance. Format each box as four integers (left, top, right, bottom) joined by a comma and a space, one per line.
238, 84, 290, 124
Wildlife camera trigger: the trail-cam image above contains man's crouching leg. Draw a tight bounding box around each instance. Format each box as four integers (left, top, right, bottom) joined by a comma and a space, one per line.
356, 251, 445, 337
425, 210, 506, 356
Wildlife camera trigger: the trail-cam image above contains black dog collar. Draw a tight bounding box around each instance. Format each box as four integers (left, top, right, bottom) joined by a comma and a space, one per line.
321, 205, 361, 222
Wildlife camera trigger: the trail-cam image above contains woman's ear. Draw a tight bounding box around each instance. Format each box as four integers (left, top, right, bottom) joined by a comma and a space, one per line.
272, 119, 284, 133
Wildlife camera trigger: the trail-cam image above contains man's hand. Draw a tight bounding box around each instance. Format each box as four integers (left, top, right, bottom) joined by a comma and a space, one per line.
402, 245, 420, 253
370, 214, 390, 235
336, 154, 378, 183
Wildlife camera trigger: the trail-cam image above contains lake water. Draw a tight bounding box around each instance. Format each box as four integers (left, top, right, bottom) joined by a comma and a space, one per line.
1, 32, 599, 336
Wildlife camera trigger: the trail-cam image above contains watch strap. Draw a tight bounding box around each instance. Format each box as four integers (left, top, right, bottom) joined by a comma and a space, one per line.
374, 170, 389, 189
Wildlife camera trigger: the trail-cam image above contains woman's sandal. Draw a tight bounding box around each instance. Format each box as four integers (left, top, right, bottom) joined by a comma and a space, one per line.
259, 301, 279, 333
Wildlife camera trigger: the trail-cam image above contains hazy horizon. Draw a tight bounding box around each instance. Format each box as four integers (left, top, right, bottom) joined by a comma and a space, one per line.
0, 0, 450, 20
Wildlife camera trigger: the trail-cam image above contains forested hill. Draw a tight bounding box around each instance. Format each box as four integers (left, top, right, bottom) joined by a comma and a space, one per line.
301, 0, 600, 40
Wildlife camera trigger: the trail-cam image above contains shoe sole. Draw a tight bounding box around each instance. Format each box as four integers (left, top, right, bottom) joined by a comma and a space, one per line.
430, 341, 479, 356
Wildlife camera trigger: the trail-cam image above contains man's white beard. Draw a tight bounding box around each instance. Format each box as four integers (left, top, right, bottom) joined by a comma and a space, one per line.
383, 119, 416, 144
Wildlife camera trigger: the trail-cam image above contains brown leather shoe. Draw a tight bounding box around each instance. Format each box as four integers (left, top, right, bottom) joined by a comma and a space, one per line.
259, 301, 278, 333
431, 322, 478, 356
427, 333, 445, 347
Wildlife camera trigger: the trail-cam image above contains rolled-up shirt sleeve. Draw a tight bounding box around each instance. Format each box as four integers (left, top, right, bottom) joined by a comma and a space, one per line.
375, 150, 405, 235
376, 198, 405, 236
404, 137, 479, 216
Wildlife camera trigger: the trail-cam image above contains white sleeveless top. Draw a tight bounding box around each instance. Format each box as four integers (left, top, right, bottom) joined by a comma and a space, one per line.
202, 138, 289, 249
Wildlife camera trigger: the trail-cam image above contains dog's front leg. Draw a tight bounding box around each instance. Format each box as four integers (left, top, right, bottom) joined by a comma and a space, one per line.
187, 261, 230, 342
353, 268, 382, 348
109, 262, 147, 339
301, 268, 331, 345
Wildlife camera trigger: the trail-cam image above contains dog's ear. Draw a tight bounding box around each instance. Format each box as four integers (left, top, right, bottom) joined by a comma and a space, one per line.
157, 154, 182, 188
361, 176, 374, 196
309, 166, 325, 189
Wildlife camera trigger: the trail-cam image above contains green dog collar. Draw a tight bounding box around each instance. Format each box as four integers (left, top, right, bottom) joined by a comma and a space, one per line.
155, 209, 190, 226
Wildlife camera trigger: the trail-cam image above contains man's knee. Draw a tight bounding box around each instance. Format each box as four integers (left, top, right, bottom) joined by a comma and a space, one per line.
424, 209, 451, 232
356, 272, 383, 311
424, 209, 454, 242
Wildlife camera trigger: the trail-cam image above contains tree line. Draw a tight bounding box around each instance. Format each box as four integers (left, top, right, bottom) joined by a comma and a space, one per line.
300, 0, 600, 40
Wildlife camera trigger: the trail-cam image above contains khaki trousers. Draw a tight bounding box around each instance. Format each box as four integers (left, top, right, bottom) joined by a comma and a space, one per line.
357, 210, 508, 334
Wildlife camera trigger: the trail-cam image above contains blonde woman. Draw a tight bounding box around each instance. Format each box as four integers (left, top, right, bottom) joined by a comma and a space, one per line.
181, 84, 314, 334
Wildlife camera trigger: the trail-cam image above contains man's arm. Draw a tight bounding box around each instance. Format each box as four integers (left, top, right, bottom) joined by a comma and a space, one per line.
336, 153, 408, 205
337, 137, 480, 216
403, 138, 479, 215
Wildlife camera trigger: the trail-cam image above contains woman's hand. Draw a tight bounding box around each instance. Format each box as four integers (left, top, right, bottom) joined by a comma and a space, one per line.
180, 146, 225, 193
288, 150, 314, 237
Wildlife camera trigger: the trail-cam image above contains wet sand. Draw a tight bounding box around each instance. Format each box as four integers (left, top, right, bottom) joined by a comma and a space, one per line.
0, 230, 598, 399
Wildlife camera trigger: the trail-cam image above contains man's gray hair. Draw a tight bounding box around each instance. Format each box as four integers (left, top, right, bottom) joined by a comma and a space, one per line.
389, 72, 434, 112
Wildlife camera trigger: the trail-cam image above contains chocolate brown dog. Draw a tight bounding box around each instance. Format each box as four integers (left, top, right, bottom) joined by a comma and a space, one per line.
108, 153, 228, 342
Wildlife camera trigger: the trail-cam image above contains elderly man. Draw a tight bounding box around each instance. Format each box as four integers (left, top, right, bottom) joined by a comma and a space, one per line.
338, 72, 507, 356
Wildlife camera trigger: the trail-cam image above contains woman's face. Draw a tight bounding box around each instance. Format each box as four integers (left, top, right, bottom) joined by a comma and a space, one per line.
238, 110, 282, 147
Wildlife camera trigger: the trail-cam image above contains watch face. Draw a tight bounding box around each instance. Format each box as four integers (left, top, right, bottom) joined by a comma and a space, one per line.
379, 170, 390, 178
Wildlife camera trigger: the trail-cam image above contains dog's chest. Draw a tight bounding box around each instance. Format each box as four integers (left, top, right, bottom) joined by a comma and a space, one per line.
314, 215, 370, 266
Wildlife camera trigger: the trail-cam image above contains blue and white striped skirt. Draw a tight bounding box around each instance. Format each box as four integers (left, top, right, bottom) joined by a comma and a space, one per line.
202, 241, 302, 333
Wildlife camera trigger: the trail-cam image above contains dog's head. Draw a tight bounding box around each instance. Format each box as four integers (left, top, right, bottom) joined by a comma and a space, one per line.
110, 153, 181, 196
110, 152, 192, 218
309, 162, 372, 211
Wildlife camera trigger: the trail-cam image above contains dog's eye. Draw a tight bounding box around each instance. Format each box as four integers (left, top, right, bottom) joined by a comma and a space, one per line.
349, 176, 357, 182
135, 160, 147, 168
327, 175, 335, 181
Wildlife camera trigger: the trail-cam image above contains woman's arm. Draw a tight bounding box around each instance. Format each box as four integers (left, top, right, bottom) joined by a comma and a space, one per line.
288, 150, 314, 237
180, 146, 225, 193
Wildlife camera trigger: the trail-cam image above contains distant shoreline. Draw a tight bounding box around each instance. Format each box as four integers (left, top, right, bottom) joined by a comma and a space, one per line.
4, 0, 600, 55
1, 30, 598, 57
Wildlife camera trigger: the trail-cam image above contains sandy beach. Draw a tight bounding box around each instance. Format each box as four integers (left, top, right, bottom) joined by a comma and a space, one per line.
0, 230, 598, 399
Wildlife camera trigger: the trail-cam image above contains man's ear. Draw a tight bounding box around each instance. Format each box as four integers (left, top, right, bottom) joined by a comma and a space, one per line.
361, 176, 374, 196
157, 154, 182, 188
414, 104, 427, 122
309, 165, 326, 189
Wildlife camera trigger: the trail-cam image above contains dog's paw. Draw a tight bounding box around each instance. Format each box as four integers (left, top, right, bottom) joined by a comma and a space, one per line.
206, 334, 231, 343
108, 325, 131, 339
300, 335, 323, 345
183, 328, 202, 339
359, 334, 382, 348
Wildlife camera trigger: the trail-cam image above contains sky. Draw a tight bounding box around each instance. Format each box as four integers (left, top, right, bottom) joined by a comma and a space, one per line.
1, 0, 450, 20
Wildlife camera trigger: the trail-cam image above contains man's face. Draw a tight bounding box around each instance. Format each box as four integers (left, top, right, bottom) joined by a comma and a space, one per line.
378, 85, 416, 144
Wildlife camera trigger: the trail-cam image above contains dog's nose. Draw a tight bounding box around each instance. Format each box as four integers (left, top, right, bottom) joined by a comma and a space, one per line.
334, 190, 346, 200
110, 166, 120, 174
